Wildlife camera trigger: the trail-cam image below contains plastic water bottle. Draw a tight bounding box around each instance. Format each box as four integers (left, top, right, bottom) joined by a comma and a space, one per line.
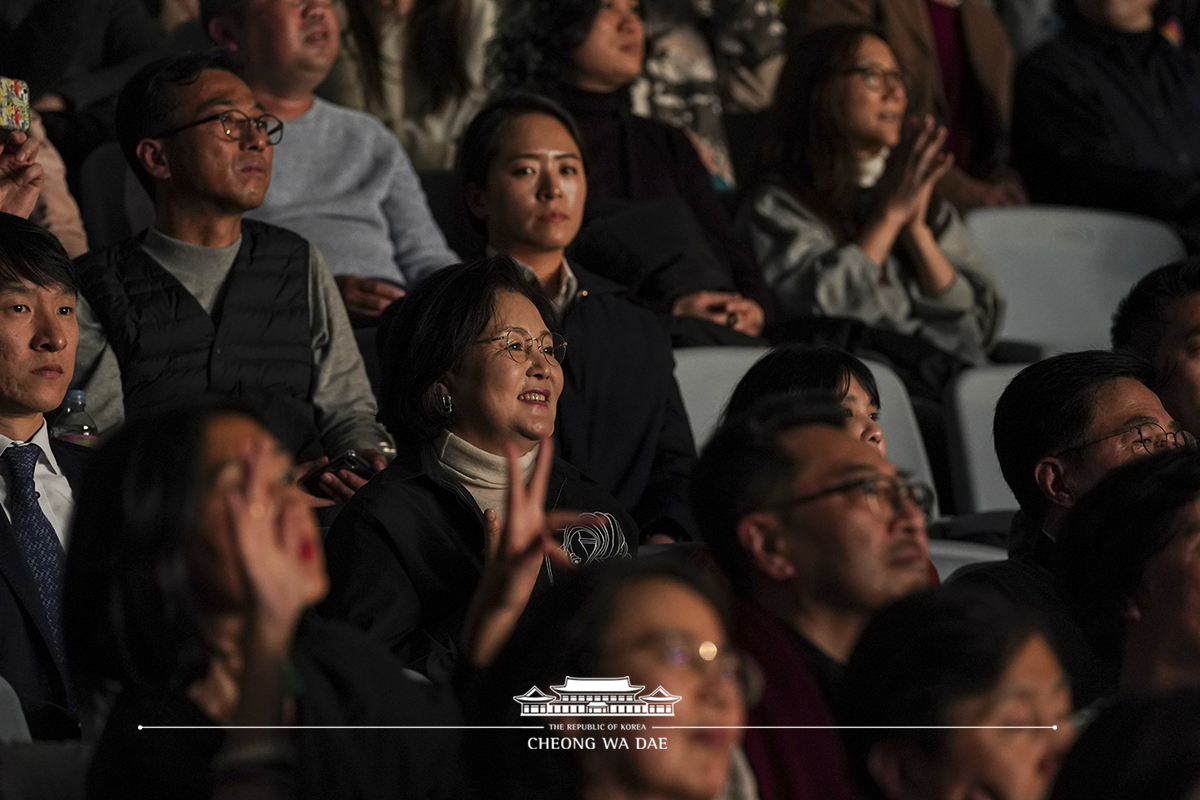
51, 389, 100, 447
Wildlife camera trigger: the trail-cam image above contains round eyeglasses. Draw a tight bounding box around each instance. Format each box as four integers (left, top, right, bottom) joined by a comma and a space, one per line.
1052, 422, 1197, 458
776, 475, 934, 521
628, 631, 764, 706
151, 109, 284, 145
476, 330, 567, 364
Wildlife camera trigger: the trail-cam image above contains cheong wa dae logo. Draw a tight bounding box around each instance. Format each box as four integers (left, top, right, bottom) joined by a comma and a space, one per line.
514, 677, 682, 717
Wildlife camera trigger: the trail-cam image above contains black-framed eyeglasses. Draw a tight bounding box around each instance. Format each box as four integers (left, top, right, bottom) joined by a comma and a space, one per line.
1052, 422, 1196, 458
843, 64, 909, 93
776, 475, 934, 520
151, 109, 284, 145
476, 329, 567, 364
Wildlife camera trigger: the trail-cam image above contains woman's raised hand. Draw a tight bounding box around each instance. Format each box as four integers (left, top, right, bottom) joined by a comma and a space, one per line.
877, 115, 954, 230
228, 438, 329, 649
465, 438, 578, 667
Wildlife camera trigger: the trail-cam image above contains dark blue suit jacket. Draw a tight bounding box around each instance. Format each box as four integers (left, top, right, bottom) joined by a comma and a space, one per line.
0, 438, 88, 739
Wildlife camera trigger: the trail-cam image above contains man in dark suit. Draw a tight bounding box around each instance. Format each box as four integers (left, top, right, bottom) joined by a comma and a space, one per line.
0, 211, 87, 739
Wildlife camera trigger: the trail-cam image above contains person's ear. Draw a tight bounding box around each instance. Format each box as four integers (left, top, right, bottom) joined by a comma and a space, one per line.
1035, 456, 1075, 510
867, 741, 934, 800
136, 138, 171, 183
465, 183, 489, 223
207, 16, 239, 50
737, 512, 795, 581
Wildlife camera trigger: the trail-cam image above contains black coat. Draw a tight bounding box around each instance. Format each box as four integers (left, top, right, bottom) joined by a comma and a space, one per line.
320, 442, 637, 674
1012, 14, 1200, 234
555, 265, 697, 539
0, 438, 89, 740
948, 512, 1118, 708
86, 613, 463, 800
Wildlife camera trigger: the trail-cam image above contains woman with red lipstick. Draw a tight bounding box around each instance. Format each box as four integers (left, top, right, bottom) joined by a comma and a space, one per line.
460, 91, 698, 543
737, 25, 1004, 366
320, 256, 636, 674
469, 560, 750, 800
63, 405, 463, 800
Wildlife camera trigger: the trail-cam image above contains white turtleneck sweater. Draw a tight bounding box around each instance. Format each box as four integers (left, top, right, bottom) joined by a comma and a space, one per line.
433, 429, 539, 522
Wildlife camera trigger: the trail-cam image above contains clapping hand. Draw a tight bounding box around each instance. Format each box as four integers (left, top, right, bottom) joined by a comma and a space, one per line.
876, 115, 955, 231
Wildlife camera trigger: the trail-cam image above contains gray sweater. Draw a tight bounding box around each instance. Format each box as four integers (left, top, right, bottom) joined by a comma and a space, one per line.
738, 182, 1005, 365
72, 227, 392, 457
245, 97, 459, 285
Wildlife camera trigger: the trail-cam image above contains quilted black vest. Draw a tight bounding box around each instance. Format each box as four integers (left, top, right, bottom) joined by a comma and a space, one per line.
76, 221, 321, 458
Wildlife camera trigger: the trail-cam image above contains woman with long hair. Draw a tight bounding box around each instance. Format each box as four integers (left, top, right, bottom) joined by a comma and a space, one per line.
737, 25, 1004, 365
327, 0, 495, 170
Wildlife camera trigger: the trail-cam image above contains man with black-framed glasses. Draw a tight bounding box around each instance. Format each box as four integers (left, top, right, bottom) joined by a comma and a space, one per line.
691, 394, 931, 800
953, 350, 1185, 708
70, 51, 392, 503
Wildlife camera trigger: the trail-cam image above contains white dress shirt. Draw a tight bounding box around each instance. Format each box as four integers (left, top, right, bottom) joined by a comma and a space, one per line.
0, 421, 75, 549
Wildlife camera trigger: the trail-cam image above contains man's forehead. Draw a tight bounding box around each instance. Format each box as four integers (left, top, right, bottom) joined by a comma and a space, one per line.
780, 424, 895, 482
0, 279, 74, 298
173, 69, 257, 114
1088, 377, 1168, 430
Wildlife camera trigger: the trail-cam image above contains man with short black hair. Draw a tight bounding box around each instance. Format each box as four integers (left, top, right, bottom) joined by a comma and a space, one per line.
693, 394, 930, 800
954, 350, 1185, 705
73, 51, 390, 499
0, 212, 87, 739
1113, 256, 1200, 440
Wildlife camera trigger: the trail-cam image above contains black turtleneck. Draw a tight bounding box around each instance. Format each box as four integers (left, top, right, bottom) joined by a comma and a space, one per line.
553, 85, 772, 312
1012, 13, 1200, 243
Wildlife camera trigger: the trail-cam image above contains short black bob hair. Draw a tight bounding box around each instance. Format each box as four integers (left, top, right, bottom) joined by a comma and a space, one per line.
723, 345, 880, 424
692, 394, 847, 598
64, 403, 268, 704
1057, 448, 1200, 663
466, 558, 731, 800
489, 0, 639, 93
0, 212, 79, 295
842, 586, 1050, 799
376, 255, 559, 444
1111, 256, 1200, 364
116, 49, 243, 198
459, 91, 590, 236
992, 350, 1157, 526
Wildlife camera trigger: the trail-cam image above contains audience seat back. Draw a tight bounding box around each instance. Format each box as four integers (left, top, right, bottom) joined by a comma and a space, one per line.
78, 142, 155, 250
927, 539, 1007, 582
0, 675, 29, 744
965, 206, 1185, 352
861, 359, 941, 518
946, 364, 1024, 514
672, 346, 769, 448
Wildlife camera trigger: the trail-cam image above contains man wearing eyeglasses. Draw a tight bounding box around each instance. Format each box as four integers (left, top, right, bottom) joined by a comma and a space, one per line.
953, 350, 1187, 707
202, 0, 459, 321
692, 394, 929, 800
69, 51, 391, 501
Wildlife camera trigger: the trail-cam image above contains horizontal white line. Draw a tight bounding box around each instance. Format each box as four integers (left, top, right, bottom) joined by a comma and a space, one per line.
138, 725, 544, 731
651, 725, 1059, 730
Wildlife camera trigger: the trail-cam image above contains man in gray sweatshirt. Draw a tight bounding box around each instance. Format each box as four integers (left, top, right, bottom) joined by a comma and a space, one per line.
205, 0, 460, 319
71, 50, 391, 500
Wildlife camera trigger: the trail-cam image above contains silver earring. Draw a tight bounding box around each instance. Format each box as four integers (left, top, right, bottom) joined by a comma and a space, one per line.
441, 394, 454, 415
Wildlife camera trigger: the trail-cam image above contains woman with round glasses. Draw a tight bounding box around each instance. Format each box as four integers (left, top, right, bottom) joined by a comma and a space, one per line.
320, 256, 636, 674
460, 91, 698, 542
736, 24, 1003, 365
468, 560, 750, 800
